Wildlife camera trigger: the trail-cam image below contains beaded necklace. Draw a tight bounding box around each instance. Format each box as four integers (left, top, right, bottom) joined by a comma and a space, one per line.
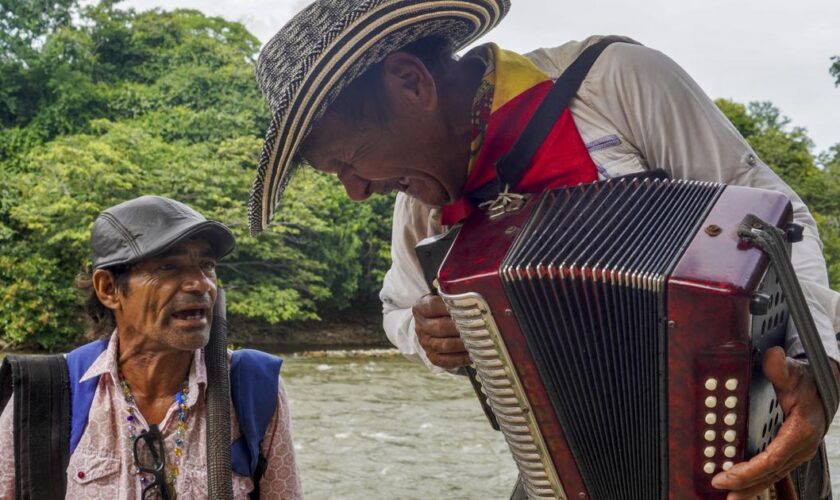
118, 373, 190, 493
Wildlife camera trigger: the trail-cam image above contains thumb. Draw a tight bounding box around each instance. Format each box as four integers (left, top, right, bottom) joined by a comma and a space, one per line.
762, 346, 796, 393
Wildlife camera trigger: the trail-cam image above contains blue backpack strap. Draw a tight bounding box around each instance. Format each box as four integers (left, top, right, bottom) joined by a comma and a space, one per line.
65, 338, 109, 454
229, 349, 282, 477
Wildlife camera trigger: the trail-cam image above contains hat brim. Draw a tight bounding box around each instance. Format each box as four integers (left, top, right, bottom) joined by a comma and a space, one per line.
249, 0, 510, 235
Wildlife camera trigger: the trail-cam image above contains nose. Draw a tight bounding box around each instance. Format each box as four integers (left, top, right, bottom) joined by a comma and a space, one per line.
338, 170, 371, 201
181, 266, 215, 295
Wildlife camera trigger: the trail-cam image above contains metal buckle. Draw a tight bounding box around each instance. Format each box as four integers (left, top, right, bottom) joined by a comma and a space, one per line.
478, 184, 527, 220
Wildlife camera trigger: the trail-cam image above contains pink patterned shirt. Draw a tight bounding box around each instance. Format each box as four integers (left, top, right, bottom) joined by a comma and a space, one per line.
0, 333, 302, 499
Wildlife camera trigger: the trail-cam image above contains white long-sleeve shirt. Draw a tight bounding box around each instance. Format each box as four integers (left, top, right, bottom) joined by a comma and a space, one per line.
379, 36, 840, 373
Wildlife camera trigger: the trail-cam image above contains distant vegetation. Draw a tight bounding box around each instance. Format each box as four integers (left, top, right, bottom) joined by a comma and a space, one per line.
0, 1, 837, 349
0, 1, 393, 349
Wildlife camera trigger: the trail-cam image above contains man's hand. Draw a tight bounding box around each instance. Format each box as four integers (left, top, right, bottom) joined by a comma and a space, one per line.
711, 346, 833, 499
412, 294, 471, 369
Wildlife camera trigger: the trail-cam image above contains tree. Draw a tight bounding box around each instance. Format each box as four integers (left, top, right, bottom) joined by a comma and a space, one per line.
0, 2, 394, 349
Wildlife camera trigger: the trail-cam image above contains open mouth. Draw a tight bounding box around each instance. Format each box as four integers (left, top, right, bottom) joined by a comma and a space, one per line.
171, 308, 207, 322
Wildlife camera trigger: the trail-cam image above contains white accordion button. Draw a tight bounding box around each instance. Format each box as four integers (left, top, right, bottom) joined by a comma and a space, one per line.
705, 413, 717, 425
722, 461, 734, 471
724, 396, 738, 409
705, 378, 718, 391
723, 430, 737, 442
704, 446, 716, 458
724, 412, 737, 426
725, 378, 738, 391
704, 430, 716, 442
705, 396, 717, 408
703, 462, 716, 474
724, 446, 736, 458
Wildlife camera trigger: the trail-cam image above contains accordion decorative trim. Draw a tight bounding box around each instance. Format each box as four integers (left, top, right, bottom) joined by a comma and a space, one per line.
441, 292, 566, 500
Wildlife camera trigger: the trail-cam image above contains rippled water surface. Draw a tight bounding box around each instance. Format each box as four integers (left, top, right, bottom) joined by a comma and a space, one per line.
282, 353, 517, 499
282, 352, 840, 500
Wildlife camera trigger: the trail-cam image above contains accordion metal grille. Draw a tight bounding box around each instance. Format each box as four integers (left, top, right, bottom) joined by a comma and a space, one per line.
500, 179, 723, 499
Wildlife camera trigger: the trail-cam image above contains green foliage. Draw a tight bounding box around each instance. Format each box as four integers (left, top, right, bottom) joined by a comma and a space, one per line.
0, 0, 78, 64
0, 2, 393, 349
831, 55, 839, 87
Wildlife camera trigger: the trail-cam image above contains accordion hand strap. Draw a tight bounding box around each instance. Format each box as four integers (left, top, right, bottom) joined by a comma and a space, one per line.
738, 214, 840, 426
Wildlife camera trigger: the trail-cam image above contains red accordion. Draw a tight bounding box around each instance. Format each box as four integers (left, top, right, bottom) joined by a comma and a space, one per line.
437, 178, 792, 499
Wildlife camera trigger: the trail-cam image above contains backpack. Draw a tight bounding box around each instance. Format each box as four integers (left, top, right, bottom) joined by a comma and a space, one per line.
0, 338, 281, 499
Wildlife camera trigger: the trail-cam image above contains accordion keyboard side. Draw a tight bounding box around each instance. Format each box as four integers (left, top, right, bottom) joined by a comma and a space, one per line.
440, 292, 566, 500
667, 184, 793, 497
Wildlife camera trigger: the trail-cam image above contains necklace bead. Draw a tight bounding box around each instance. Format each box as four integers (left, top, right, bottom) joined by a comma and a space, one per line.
118, 373, 189, 495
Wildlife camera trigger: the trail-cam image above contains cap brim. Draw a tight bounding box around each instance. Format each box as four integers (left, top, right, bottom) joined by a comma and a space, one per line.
249, 0, 510, 236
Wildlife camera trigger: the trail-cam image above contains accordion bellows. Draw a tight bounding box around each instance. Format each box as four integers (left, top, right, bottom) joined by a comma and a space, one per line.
438, 179, 791, 499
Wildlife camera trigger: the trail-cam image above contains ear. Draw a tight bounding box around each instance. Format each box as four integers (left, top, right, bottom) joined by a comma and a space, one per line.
92, 268, 122, 311
381, 51, 439, 112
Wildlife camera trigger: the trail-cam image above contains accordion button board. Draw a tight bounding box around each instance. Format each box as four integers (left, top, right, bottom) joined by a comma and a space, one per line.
438, 178, 793, 499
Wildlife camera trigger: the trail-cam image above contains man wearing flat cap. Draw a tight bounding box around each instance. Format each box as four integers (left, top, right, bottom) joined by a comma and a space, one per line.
0, 196, 302, 499
250, 1, 838, 498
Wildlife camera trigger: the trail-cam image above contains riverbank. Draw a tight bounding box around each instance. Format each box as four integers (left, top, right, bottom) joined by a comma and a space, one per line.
228, 307, 391, 353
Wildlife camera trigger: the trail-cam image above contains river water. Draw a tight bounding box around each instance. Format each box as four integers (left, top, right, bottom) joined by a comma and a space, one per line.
283, 351, 840, 500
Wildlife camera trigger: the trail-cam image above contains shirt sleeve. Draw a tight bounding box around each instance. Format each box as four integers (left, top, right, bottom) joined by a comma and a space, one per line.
0, 396, 16, 498
379, 193, 452, 373
258, 376, 303, 499
576, 41, 839, 362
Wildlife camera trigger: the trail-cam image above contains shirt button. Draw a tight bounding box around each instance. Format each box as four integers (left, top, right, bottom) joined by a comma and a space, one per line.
78, 471, 86, 479
747, 153, 757, 167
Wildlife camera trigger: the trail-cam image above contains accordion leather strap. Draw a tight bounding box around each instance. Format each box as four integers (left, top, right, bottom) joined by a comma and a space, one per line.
738, 214, 840, 425
489, 35, 634, 196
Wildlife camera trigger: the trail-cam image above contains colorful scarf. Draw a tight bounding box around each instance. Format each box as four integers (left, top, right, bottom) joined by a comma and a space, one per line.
441, 44, 598, 225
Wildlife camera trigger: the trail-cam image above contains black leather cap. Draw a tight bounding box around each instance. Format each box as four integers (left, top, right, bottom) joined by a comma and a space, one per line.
91, 196, 236, 269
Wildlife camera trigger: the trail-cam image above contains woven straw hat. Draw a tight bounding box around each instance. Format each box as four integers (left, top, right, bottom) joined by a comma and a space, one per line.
249, 0, 511, 235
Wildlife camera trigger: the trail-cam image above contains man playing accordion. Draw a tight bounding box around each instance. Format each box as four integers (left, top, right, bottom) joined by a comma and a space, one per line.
249, 1, 839, 498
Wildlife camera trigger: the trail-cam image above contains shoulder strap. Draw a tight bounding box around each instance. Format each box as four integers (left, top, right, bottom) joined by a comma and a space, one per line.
66, 337, 109, 454
0, 354, 70, 500
229, 349, 282, 485
473, 36, 632, 204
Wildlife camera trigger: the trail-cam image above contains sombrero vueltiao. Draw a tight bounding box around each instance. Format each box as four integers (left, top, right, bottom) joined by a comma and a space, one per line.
250, 0, 511, 235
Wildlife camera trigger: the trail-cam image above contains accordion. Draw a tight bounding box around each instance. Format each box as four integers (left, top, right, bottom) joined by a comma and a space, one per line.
435, 178, 794, 499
